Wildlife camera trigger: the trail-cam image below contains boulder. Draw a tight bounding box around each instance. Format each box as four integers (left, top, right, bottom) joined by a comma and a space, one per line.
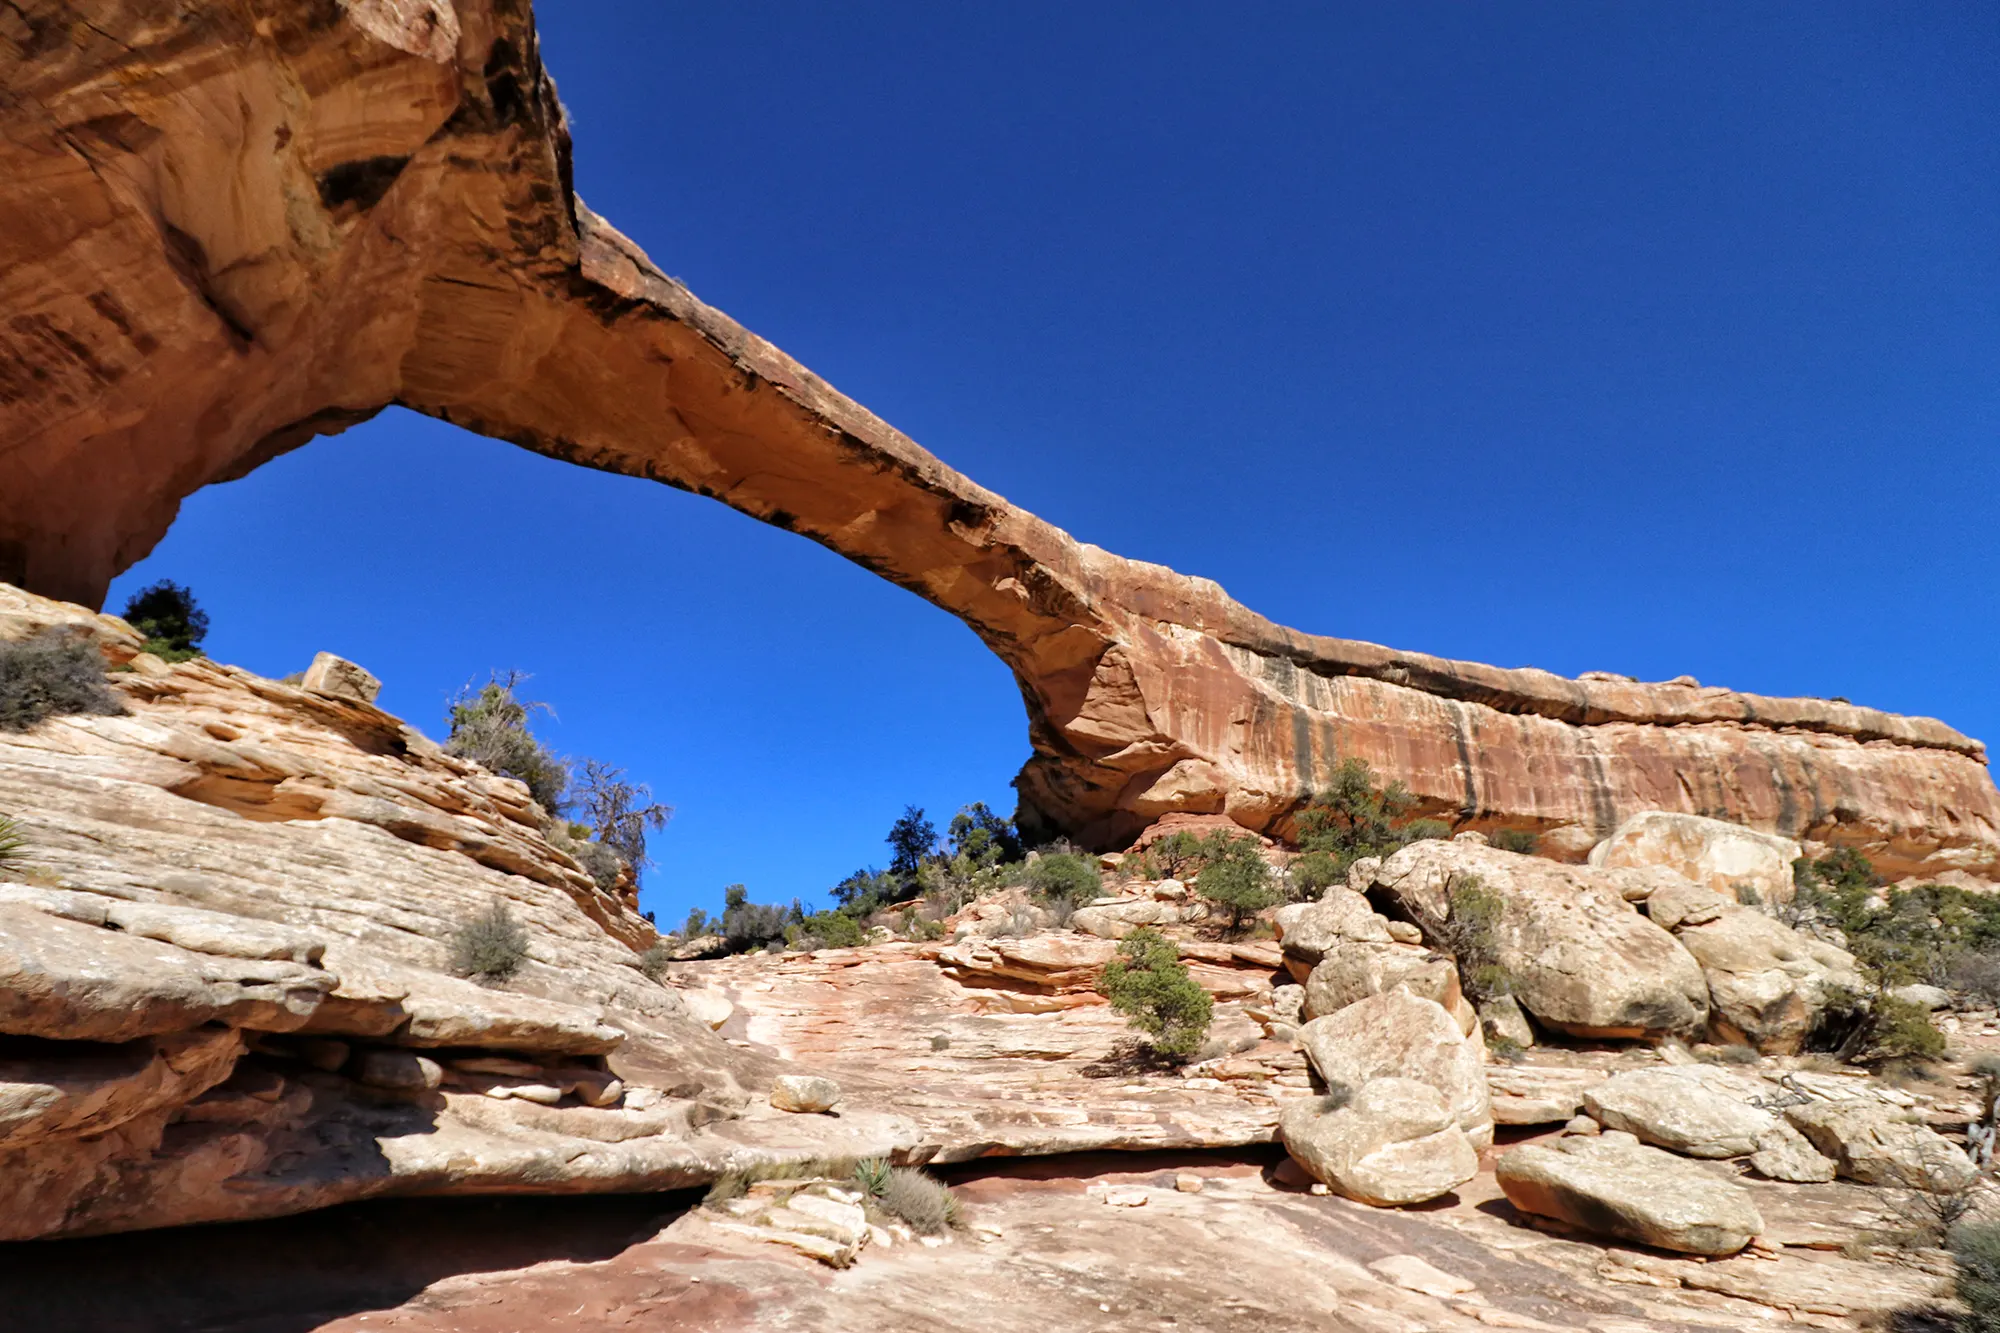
300, 652, 383, 705
1297, 988, 1492, 1149
1588, 812, 1802, 905
1748, 1121, 1839, 1183
680, 989, 734, 1031
355, 1049, 443, 1092
1496, 1132, 1765, 1255
1784, 1099, 1976, 1189
1890, 983, 1952, 1012
1279, 1078, 1478, 1206
770, 1074, 841, 1114
1276, 887, 1393, 982
1479, 994, 1535, 1048
1365, 841, 1709, 1040
1581, 1068, 1776, 1158
1644, 880, 1864, 1054
1301, 942, 1463, 1023
1487, 1065, 1605, 1125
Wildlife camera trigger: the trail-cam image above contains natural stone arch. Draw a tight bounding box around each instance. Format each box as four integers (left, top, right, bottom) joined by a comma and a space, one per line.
3, 0, 1996, 874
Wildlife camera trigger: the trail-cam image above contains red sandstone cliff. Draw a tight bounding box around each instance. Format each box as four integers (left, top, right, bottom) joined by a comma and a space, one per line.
2, 0, 1994, 878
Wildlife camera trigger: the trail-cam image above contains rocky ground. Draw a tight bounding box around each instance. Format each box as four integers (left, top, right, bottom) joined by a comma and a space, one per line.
2, 582, 1997, 1329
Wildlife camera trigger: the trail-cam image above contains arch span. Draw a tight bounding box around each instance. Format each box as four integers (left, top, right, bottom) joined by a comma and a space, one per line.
3, 0, 1995, 873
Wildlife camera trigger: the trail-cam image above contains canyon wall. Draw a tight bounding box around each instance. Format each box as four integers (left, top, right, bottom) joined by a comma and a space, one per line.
3, 0, 1994, 878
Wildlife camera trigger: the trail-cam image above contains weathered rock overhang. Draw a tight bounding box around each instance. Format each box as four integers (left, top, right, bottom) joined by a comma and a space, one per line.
2, 0, 1994, 877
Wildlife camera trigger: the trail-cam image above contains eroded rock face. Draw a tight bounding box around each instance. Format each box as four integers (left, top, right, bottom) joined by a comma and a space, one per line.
3, 6, 1997, 880
1367, 841, 1710, 1039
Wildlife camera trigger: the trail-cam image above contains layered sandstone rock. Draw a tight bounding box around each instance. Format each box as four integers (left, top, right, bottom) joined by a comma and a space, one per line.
2, 1, 1996, 881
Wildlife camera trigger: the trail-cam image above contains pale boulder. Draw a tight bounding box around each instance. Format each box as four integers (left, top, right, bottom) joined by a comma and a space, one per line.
1301, 942, 1462, 1023
1276, 887, 1394, 983
1784, 1099, 1976, 1190
1590, 812, 1801, 904
1748, 1121, 1839, 1183
1366, 841, 1709, 1040
300, 652, 383, 705
1279, 1079, 1478, 1206
680, 989, 734, 1031
1581, 1068, 1776, 1158
770, 1074, 841, 1114
1645, 880, 1863, 1054
1496, 1132, 1764, 1256
1297, 988, 1492, 1149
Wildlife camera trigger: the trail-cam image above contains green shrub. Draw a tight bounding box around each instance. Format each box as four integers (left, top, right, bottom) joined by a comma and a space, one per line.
121, 580, 208, 662
1293, 757, 1449, 879
445, 673, 568, 811
1491, 829, 1540, 855
1100, 927, 1213, 1059
449, 899, 530, 981
787, 910, 866, 951
1953, 1222, 2000, 1333
947, 802, 1021, 865
574, 759, 671, 887
1026, 851, 1101, 906
0, 630, 126, 732
1287, 849, 1343, 898
1417, 873, 1513, 1004
0, 815, 22, 867
853, 1157, 893, 1196
1193, 834, 1278, 934
1812, 985, 1946, 1063
720, 883, 797, 953
1144, 830, 1207, 881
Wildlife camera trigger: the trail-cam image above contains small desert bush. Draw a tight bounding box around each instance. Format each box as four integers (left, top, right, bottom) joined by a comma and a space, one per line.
0, 630, 126, 732
0, 816, 22, 867
1100, 927, 1213, 1059
856, 1160, 959, 1234
1025, 850, 1101, 906
1293, 757, 1449, 879
786, 909, 865, 951
445, 672, 568, 811
1286, 849, 1343, 898
450, 900, 530, 981
1418, 873, 1513, 1004
1193, 834, 1278, 934
121, 580, 209, 663
1491, 828, 1540, 855
720, 884, 797, 953
635, 941, 674, 981
1954, 1222, 2000, 1333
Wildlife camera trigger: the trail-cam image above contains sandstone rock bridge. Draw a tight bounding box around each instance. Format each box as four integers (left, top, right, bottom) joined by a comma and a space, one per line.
4, 0, 1996, 878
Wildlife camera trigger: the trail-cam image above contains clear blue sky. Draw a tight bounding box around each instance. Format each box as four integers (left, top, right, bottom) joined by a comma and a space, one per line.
110, 2, 1999, 928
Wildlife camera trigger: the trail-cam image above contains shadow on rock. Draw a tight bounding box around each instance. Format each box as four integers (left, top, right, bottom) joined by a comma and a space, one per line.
0, 1191, 697, 1333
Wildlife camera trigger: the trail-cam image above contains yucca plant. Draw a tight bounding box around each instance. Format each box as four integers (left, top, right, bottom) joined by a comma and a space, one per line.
0, 816, 23, 866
